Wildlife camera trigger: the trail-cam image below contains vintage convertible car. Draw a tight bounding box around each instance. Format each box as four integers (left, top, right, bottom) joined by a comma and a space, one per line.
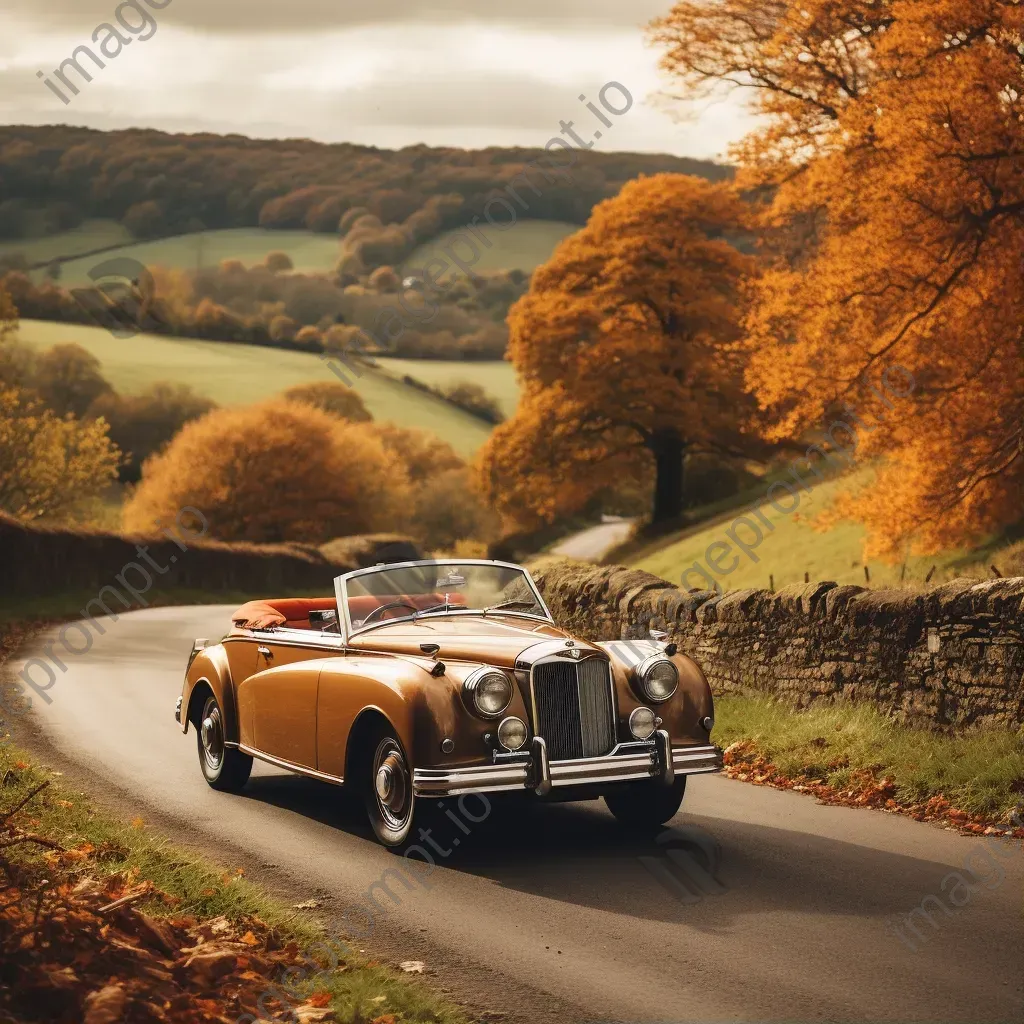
176, 559, 721, 846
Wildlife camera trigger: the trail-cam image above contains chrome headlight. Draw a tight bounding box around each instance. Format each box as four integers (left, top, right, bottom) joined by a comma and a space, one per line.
462, 667, 513, 718
636, 654, 679, 703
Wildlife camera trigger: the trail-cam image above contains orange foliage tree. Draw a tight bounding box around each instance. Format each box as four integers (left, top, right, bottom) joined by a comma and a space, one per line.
478, 173, 767, 526
652, 0, 1024, 558
122, 400, 410, 543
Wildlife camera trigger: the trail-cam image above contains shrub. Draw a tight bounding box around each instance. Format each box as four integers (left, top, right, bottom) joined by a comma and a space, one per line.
122, 200, 167, 239
268, 314, 299, 343
440, 381, 505, 424
33, 343, 113, 417
265, 251, 294, 273
89, 382, 216, 483
294, 325, 324, 349
282, 382, 372, 422
373, 424, 497, 548
338, 206, 371, 233
368, 266, 400, 292
408, 466, 499, 550
0, 386, 121, 522
123, 399, 411, 543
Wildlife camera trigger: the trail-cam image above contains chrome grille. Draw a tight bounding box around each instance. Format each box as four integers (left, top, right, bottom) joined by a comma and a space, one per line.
532, 657, 616, 760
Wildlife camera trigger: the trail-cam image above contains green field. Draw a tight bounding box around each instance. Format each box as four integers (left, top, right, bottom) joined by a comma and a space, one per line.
15, 320, 492, 457
30, 228, 346, 286
375, 356, 520, 416
403, 219, 578, 283
0, 218, 134, 265
633, 470, 975, 592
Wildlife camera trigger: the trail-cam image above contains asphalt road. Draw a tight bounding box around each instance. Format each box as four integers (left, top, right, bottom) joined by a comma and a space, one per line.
10, 605, 1024, 1023
551, 517, 635, 562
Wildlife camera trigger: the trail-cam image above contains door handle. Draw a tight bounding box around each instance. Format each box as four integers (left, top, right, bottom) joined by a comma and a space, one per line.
257, 646, 272, 658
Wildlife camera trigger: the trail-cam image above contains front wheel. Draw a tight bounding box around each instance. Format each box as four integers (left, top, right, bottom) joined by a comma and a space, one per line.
197, 694, 252, 792
363, 726, 416, 847
604, 777, 686, 828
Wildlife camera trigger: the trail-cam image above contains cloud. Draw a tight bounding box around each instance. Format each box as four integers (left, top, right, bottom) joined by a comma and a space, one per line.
6, 0, 670, 35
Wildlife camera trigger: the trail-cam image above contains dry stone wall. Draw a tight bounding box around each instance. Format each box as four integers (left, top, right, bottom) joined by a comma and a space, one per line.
531, 559, 1024, 730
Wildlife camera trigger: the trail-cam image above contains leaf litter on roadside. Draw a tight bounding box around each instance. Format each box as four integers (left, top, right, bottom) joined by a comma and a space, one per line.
0, 783, 341, 1023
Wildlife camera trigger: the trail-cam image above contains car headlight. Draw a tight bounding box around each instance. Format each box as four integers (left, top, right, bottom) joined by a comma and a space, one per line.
629, 706, 657, 740
636, 654, 679, 703
463, 667, 513, 718
497, 716, 528, 750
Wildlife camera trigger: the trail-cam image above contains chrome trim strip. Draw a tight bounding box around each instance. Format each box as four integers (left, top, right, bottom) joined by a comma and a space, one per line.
413, 743, 721, 797
237, 743, 345, 786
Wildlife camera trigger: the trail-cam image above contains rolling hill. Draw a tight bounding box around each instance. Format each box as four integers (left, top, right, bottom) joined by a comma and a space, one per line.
15, 320, 492, 457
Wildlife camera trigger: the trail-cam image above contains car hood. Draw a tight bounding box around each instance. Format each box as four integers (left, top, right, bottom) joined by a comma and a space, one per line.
345, 615, 603, 668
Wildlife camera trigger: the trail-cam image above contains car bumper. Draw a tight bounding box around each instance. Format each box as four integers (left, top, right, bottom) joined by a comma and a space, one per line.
413, 731, 721, 798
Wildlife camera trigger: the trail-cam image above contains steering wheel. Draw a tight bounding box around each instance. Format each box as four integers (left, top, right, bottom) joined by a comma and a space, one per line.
360, 601, 420, 625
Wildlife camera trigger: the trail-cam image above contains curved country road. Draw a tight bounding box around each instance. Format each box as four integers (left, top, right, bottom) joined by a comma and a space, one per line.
9, 606, 1023, 1023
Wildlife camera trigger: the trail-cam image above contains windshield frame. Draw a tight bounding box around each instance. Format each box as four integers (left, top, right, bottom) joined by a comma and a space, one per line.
334, 559, 554, 641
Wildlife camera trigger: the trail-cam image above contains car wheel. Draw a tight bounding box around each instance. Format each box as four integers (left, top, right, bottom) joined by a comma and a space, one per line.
604, 778, 686, 828
364, 725, 416, 848
197, 694, 252, 792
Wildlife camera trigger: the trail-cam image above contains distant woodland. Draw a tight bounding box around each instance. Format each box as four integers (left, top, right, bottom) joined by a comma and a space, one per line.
0, 125, 728, 254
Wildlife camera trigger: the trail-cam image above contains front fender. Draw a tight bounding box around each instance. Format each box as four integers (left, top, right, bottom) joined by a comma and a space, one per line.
600, 640, 714, 744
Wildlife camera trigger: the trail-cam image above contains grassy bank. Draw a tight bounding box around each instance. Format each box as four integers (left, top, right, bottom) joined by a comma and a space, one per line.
631, 469, 980, 592
715, 694, 1024, 830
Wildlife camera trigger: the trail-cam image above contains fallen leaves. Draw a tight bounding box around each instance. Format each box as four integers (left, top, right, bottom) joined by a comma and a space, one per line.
722, 740, 1024, 838
0, 790, 344, 1024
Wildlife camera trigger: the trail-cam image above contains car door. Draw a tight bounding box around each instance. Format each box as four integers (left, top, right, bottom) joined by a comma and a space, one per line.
240, 630, 342, 769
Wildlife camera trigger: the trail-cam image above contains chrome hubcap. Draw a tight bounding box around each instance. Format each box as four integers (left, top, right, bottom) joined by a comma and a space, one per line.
372, 741, 410, 828
200, 698, 223, 769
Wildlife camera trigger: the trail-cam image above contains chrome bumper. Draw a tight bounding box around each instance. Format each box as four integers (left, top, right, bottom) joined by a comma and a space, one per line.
413, 731, 721, 798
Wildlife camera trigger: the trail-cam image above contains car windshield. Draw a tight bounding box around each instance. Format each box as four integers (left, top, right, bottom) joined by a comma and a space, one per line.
339, 561, 549, 633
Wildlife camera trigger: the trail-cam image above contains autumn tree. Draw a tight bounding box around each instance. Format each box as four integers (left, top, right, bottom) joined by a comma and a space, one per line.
281, 381, 372, 422
376, 424, 497, 549
479, 173, 767, 526
651, 0, 1024, 558
0, 387, 121, 523
89, 383, 217, 482
33, 343, 113, 418
123, 400, 410, 544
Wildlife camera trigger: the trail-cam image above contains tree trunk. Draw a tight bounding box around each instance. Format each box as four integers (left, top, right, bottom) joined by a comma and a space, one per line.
650, 431, 686, 524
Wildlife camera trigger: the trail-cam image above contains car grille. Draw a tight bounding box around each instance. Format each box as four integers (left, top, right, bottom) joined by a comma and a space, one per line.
532, 657, 616, 760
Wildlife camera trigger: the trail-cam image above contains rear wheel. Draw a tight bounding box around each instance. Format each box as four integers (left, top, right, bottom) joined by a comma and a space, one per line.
197, 694, 252, 792
363, 724, 415, 847
604, 778, 686, 828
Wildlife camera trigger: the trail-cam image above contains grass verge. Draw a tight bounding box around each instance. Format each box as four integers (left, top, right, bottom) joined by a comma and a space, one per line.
715, 694, 1024, 833
0, 739, 469, 1024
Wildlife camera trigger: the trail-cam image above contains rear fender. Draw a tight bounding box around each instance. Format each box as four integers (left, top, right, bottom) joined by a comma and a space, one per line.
180, 645, 239, 743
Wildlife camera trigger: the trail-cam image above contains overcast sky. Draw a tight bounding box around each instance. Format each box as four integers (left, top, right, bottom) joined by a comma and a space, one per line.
0, 0, 756, 159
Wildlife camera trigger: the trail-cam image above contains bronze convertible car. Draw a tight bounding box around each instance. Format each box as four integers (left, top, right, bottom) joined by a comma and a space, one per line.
176, 560, 721, 846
